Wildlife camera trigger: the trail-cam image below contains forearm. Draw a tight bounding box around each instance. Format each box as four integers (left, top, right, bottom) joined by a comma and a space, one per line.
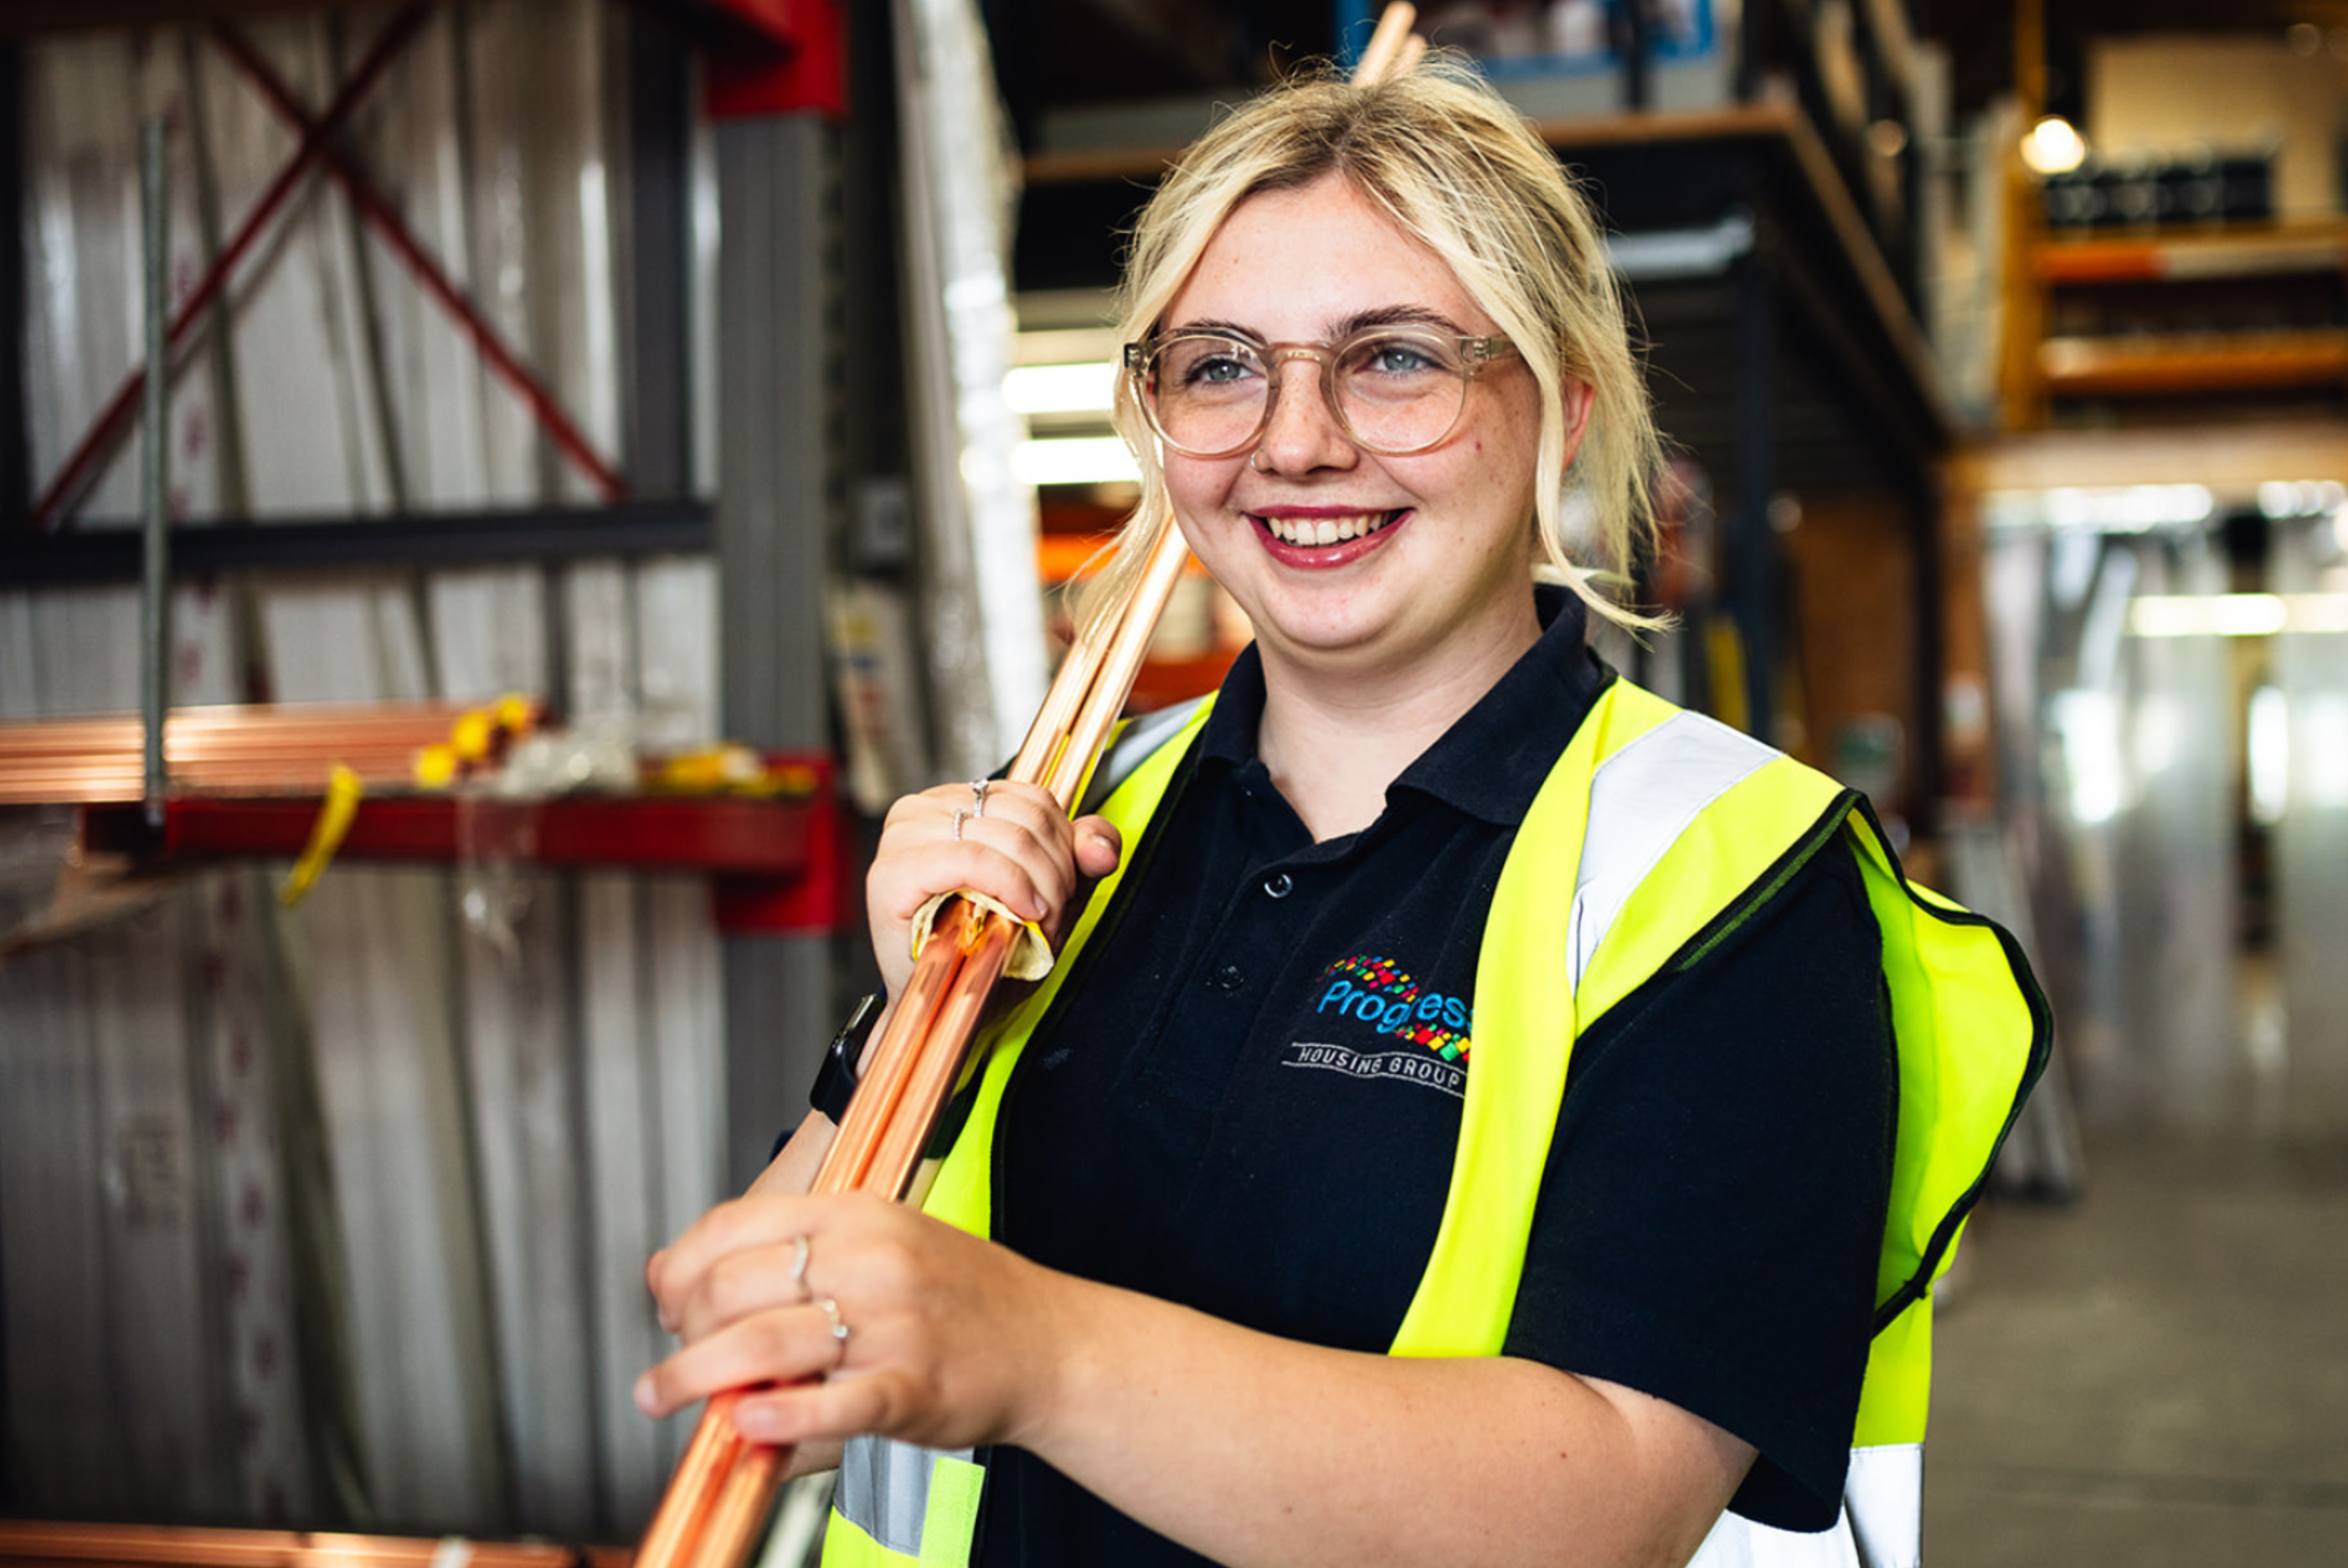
1029, 1275, 1750, 1568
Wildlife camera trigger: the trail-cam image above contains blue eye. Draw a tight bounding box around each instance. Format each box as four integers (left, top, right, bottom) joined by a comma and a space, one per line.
1186, 353, 1254, 385
1161, 337, 1265, 395
1352, 336, 1447, 376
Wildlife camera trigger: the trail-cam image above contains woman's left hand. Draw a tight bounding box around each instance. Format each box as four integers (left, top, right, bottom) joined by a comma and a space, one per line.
636, 1190, 1074, 1453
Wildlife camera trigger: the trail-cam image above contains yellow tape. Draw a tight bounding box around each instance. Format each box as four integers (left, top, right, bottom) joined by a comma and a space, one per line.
280, 764, 365, 907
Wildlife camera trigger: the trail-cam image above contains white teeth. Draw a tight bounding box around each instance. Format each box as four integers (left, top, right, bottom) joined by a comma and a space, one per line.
1261, 512, 1394, 546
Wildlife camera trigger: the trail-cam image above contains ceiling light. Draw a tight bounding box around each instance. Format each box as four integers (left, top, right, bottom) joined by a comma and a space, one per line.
2022, 116, 2087, 176
1004, 362, 1118, 416
1011, 437, 1139, 488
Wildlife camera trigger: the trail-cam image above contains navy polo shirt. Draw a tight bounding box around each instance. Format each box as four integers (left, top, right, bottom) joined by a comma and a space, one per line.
914, 590, 1888, 1564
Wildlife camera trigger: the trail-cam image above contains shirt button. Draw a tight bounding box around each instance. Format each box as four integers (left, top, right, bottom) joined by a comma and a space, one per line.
1213, 963, 1246, 991
1263, 873, 1294, 899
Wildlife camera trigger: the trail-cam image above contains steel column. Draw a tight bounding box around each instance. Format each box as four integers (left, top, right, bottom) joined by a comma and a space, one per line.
1732, 244, 1779, 744
714, 112, 838, 1191
624, 9, 694, 501
1907, 471, 1944, 840
140, 117, 171, 823
0, 43, 27, 530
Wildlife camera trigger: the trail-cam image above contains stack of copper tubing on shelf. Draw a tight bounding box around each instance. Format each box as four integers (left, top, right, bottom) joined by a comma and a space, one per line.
0, 1520, 615, 1568
0, 702, 537, 806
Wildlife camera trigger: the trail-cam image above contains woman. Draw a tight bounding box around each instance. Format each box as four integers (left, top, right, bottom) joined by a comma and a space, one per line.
636, 58, 2045, 1568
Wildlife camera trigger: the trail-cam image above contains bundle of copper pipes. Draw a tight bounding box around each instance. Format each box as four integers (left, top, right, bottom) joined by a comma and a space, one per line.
0, 703, 524, 807
629, 520, 1194, 1568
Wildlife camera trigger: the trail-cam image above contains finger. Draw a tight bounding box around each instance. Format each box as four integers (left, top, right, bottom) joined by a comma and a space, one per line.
731, 1366, 904, 1448
874, 836, 1063, 927
1070, 815, 1122, 878
652, 1196, 829, 1334
632, 1302, 845, 1419
646, 1248, 678, 1334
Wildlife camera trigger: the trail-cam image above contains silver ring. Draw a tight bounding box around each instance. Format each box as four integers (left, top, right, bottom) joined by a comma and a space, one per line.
816, 1295, 849, 1359
786, 1234, 811, 1301
952, 806, 970, 842
1249, 447, 1270, 473
969, 778, 991, 818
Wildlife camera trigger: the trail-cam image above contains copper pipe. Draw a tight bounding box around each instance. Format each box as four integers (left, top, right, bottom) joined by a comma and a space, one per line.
0, 703, 529, 804
1353, 2, 1418, 84
861, 915, 1017, 1193
1045, 524, 1194, 806
630, 1390, 753, 1568
646, 519, 1194, 1568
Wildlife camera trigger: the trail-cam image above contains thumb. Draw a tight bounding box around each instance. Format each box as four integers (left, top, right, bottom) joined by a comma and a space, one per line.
1071, 816, 1122, 878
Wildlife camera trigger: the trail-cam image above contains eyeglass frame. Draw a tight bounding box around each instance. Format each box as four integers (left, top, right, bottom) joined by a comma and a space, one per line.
1121, 324, 1521, 460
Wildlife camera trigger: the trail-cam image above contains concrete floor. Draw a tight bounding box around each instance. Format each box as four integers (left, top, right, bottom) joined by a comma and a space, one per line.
1925, 1128, 2348, 1565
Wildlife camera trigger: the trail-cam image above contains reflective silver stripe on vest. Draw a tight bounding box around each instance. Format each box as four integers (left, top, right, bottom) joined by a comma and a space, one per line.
1569, 709, 1775, 991
836, 1433, 975, 1556
1079, 695, 1208, 816
1843, 1443, 1923, 1568
1684, 1443, 1922, 1568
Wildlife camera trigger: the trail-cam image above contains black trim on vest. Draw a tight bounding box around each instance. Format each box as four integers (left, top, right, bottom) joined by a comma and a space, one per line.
1577, 787, 1860, 1047
1850, 795, 2057, 1335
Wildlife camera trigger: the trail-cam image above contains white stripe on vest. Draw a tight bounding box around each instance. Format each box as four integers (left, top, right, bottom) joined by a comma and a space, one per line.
1569, 708, 1775, 992
1686, 1443, 1923, 1568
1569, 708, 1922, 1568
836, 1433, 974, 1556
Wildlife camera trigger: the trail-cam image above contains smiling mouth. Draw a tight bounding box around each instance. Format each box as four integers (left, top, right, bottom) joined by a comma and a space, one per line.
1255, 510, 1404, 547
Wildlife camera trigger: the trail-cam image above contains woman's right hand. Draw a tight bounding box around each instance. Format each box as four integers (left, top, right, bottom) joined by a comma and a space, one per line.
865, 779, 1122, 1000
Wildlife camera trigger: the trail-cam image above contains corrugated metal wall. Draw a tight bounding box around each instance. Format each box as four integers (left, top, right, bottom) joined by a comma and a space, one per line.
1, 2, 724, 1536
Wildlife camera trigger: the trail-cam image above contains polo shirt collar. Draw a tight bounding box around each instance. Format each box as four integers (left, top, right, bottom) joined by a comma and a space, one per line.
1197, 585, 1614, 829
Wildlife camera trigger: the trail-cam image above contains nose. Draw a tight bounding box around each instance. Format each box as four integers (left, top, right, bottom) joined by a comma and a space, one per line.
1250, 350, 1358, 476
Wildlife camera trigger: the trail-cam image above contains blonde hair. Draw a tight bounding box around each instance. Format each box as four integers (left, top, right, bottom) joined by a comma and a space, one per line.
1085, 55, 1665, 638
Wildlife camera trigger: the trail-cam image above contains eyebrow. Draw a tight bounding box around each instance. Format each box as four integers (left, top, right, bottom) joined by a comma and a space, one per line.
1166, 305, 1474, 341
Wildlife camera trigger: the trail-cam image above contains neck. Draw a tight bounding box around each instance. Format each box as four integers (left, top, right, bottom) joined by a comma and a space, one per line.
1253, 597, 1542, 842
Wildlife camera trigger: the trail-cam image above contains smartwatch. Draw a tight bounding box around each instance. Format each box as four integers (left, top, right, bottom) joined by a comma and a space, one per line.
810, 992, 883, 1123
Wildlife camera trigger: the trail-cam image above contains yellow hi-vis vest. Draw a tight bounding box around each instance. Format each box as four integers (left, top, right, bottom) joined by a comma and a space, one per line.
821, 680, 2051, 1568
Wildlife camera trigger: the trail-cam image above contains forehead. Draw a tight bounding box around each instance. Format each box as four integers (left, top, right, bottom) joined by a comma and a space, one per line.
1165, 175, 1495, 337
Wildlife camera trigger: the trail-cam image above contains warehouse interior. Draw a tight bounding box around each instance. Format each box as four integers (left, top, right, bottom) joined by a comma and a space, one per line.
1, 0, 2344, 1564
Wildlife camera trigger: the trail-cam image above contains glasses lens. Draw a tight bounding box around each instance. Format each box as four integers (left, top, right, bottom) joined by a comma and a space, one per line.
1335, 331, 1469, 454
1147, 334, 1268, 455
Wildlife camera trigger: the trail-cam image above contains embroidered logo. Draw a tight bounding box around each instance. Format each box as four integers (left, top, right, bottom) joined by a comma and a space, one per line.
1281, 954, 1472, 1098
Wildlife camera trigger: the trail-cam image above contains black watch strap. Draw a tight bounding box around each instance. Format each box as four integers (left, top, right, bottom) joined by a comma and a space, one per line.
810, 992, 882, 1123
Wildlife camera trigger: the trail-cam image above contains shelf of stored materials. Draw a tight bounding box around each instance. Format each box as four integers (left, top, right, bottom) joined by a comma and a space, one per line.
2032, 219, 2348, 402
0, 702, 846, 935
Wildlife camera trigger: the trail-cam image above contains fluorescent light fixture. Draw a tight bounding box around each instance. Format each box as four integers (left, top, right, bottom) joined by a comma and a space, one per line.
2248, 685, 2288, 826
2213, 595, 2291, 636
2022, 115, 2088, 176
1012, 436, 1140, 487
2258, 479, 2347, 518
2051, 689, 2124, 825
2037, 484, 2211, 532
2127, 593, 2348, 636
1004, 361, 1119, 415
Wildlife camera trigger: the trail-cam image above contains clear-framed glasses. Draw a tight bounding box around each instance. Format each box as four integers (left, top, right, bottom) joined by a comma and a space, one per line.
1122, 325, 1519, 460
